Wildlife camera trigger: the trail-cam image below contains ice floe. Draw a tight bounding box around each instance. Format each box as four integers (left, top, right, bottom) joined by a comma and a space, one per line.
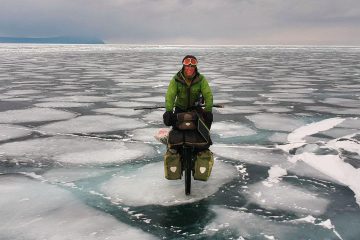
216, 106, 261, 114
290, 152, 360, 206
108, 101, 153, 108
130, 96, 164, 103
0, 175, 157, 240
128, 127, 164, 143
204, 206, 337, 239
0, 108, 77, 123
0, 124, 32, 141
212, 144, 288, 167
93, 108, 143, 116
40, 95, 109, 103
142, 111, 163, 124
211, 121, 256, 138
246, 113, 304, 132
35, 102, 93, 108
100, 161, 236, 206
39, 115, 146, 134
0, 136, 155, 165
246, 181, 329, 215
4, 89, 42, 95
277, 118, 345, 152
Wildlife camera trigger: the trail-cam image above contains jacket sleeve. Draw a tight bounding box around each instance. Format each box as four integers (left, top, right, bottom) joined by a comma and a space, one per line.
200, 76, 213, 112
165, 78, 177, 112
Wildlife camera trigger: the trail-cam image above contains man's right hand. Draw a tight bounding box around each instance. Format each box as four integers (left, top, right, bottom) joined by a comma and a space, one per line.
163, 111, 175, 126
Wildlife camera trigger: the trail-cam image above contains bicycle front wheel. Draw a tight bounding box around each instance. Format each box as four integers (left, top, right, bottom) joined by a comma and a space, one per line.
183, 147, 192, 195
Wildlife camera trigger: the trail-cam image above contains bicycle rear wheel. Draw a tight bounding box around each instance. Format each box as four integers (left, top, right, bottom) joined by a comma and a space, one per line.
183, 147, 192, 195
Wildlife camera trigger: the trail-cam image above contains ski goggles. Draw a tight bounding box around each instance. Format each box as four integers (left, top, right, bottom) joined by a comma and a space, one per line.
182, 58, 198, 66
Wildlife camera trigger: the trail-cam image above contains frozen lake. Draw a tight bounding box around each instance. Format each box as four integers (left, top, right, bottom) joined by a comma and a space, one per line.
0, 44, 359, 239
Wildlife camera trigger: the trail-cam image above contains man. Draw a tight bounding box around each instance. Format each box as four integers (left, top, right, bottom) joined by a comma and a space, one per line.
163, 55, 213, 129
162, 55, 214, 181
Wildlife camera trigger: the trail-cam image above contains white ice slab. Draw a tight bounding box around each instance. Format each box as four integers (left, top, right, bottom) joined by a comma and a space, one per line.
39, 115, 146, 134
0, 176, 157, 240
204, 206, 295, 239
40, 96, 109, 103
0, 124, 32, 141
108, 101, 153, 108
216, 106, 261, 114
290, 152, 360, 206
42, 168, 113, 183
101, 161, 236, 206
246, 181, 329, 215
212, 144, 288, 167
0, 108, 77, 123
142, 111, 163, 124
287, 118, 345, 143
130, 96, 164, 103
35, 102, 93, 108
0, 136, 155, 165
211, 121, 256, 138
129, 127, 164, 143
246, 113, 304, 132
93, 108, 143, 116
4, 89, 42, 95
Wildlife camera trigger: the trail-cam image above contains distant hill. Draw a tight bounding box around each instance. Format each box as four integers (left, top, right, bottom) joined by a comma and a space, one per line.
0, 36, 105, 44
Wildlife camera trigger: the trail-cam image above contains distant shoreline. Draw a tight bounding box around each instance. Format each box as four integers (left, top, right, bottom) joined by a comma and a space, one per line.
0, 36, 105, 44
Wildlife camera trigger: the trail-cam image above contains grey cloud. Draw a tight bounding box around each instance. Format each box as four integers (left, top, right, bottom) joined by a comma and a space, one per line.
0, 0, 359, 44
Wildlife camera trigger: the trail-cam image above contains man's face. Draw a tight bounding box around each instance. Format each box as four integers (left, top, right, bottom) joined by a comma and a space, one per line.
184, 65, 196, 78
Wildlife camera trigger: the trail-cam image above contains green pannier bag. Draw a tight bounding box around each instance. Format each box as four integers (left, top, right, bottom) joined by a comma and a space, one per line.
164, 150, 182, 180
193, 150, 214, 181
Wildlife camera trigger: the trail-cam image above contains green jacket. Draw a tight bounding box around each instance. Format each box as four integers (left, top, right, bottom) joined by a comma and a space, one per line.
165, 70, 213, 112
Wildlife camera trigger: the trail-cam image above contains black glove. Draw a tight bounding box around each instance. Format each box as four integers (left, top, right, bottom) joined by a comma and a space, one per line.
163, 111, 175, 126
203, 111, 213, 129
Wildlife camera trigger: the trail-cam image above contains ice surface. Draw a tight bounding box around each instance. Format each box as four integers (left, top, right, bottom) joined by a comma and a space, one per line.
287, 118, 345, 143
142, 111, 163, 124
40, 95, 110, 103
42, 168, 113, 183
246, 113, 304, 132
93, 108, 143, 116
4, 89, 42, 95
39, 115, 147, 134
211, 121, 256, 138
246, 181, 329, 215
0, 108, 77, 123
290, 152, 360, 206
35, 102, 94, 108
101, 161, 236, 206
204, 206, 335, 239
305, 106, 359, 115
321, 98, 360, 108
108, 101, 153, 108
212, 144, 288, 167
128, 127, 164, 143
0, 124, 32, 141
216, 106, 261, 114
130, 96, 164, 103
0, 136, 155, 165
0, 175, 157, 240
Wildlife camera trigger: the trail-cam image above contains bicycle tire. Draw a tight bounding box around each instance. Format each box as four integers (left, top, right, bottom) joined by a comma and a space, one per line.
184, 147, 192, 195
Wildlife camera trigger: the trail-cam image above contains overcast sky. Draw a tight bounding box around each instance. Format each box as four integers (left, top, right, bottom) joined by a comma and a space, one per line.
1, 0, 359, 45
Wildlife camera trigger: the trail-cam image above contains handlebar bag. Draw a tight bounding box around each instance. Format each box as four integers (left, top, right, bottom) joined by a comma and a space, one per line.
176, 112, 197, 130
